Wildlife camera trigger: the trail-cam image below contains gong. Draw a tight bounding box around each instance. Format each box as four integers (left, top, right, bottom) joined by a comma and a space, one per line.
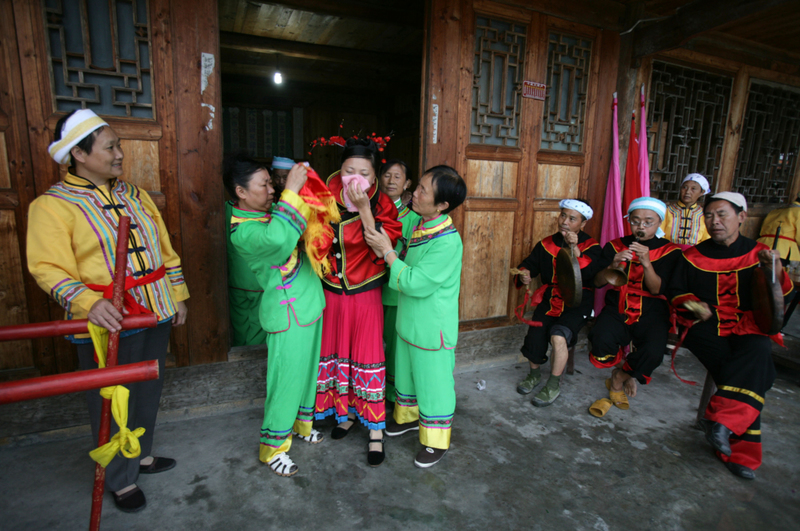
556, 247, 582, 308
751, 266, 784, 335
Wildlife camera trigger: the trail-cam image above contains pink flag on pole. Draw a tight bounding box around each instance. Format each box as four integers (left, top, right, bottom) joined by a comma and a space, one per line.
595, 93, 623, 317
637, 84, 651, 197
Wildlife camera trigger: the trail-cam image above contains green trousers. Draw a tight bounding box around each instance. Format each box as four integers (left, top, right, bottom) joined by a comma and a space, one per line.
383, 304, 398, 403
258, 316, 322, 462
393, 338, 456, 450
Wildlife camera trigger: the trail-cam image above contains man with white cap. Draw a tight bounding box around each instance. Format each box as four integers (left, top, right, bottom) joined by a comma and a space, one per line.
271, 156, 296, 196
514, 199, 602, 406
588, 197, 681, 417
27, 109, 189, 511
661, 173, 711, 247
670, 192, 792, 479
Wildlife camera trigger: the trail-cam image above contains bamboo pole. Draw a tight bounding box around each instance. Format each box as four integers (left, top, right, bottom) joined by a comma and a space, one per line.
0, 314, 158, 342
90, 216, 131, 531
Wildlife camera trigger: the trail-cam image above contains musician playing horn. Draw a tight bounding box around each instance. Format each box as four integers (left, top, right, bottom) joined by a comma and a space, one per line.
670, 192, 793, 480
513, 199, 601, 407
588, 197, 681, 416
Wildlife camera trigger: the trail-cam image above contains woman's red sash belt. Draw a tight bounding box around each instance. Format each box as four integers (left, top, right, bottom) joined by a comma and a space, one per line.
86, 265, 166, 315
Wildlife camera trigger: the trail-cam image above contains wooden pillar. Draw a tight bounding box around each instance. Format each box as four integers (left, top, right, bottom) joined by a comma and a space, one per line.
716, 67, 750, 193
169, 0, 229, 364
421, 0, 464, 228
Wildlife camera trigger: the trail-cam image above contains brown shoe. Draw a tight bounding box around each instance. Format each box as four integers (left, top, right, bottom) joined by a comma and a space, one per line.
385, 419, 419, 437
414, 446, 447, 468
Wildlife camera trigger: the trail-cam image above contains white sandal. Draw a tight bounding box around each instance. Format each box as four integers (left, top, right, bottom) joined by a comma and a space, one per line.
293, 428, 324, 444
267, 453, 298, 477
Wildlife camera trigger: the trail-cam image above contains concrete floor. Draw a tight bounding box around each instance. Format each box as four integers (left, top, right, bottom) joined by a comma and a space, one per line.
1, 345, 799, 531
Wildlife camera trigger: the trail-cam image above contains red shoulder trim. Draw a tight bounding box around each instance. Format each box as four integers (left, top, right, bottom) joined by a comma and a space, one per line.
648, 241, 682, 261
541, 235, 559, 257
578, 238, 600, 252
609, 238, 626, 253
683, 244, 760, 272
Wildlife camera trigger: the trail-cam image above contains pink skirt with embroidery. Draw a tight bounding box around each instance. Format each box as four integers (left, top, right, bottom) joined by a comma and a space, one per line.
314, 287, 386, 430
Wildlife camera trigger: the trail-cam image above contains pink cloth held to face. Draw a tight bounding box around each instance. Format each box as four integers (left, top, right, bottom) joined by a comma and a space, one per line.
341, 174, 371, 212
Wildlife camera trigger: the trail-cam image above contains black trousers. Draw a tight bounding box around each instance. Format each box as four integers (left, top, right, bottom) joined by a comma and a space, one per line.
589, 304, 669, 384
520, 304, 589, 365
76, 321, 172, 491
682, 321, 774, 469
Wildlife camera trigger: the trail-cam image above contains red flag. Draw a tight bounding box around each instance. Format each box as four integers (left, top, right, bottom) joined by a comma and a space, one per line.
622, 112, 642, 236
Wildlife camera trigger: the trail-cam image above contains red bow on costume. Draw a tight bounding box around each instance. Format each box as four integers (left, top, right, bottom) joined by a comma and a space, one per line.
85, 265, 165, 315
298, 167, 340, 277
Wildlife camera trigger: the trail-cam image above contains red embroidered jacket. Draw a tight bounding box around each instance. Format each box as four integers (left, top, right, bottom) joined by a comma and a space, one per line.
323, 171, 403, 295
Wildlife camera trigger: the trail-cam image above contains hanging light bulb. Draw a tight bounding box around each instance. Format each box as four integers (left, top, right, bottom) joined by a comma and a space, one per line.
273, 54, 282, 85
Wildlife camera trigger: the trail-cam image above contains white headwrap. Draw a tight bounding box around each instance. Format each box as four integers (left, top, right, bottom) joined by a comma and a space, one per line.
48, 109, 109, 165
559, 199, 593, 220
682, 173, 711, 195
627, 197, 667, 237
627, 196, 667, 221
271, 156, 295, 170
709, 192, 748, 212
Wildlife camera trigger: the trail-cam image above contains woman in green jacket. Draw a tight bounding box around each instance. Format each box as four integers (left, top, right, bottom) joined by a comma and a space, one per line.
225, 153, 325, 477
364, 165, 467, 468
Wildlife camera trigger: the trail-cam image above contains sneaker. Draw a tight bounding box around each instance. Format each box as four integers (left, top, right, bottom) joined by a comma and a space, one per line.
516, 371, 541, 395
531, 385, 561, 407
385, 419, 419, 437
414, 446, 447, 468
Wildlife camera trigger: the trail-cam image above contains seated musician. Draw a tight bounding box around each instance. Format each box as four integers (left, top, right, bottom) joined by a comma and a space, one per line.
588, 197, 681, 416
757, 192, 800, 263
661, 173, 711, 248
670, 192, 792, 480
514, 199, 601, 407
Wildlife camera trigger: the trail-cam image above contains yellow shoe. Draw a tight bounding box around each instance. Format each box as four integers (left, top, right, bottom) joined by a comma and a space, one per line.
605, 378, 630, 410
589, 398, 613, 417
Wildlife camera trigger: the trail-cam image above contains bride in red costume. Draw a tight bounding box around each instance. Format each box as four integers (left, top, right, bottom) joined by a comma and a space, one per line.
314, 137, 402, 467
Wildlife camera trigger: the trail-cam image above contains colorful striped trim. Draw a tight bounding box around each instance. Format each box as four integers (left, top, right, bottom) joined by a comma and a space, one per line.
273, 199, 307, 235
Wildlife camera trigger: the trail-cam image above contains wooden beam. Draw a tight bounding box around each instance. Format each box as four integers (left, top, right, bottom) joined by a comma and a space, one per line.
249, 0, 423, 27
474, 0, 626, 31
632, 0, 795, 60
219, 31, 420, 68
683, 31, 800, 75
221, 63, 395, 90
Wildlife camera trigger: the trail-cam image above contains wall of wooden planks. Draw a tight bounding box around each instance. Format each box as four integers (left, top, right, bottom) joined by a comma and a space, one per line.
423, 0, 619, 332
0, 0, 226, 377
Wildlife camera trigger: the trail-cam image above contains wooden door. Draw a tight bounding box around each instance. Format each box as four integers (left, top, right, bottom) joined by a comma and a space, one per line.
453, 1, 604, 331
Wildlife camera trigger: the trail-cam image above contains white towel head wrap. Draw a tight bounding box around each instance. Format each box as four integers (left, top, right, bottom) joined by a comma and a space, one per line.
48, 109, 109, 165
559, 199, 593, 221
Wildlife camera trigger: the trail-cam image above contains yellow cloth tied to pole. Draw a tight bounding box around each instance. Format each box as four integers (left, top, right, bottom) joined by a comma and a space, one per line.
86, 323, 146, 468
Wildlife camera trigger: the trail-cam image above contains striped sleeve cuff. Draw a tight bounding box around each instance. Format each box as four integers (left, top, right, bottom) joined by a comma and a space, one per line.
51, 278, 103, 316
273, 190, 310, 235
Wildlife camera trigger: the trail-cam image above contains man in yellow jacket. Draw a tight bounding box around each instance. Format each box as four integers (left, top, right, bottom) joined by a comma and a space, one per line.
661, 173, 711, 247
757, 196, 800, 262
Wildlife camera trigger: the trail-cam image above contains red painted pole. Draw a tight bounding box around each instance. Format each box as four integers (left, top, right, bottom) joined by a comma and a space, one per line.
90, 216, 131, 531
0, 314, 158, 342
0, 360, 159, 405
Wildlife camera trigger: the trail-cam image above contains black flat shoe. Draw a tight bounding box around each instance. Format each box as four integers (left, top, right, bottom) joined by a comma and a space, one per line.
701, 419, 732, 457
331, 419, 356, 440
113, 486, 146, 513
139, 457, 177, 474
367, 437, 386, 467
725, 461, 756, 480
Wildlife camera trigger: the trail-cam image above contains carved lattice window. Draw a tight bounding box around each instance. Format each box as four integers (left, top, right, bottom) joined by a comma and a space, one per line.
540, 32, 592, 152
733, 83, 800, 204
647, 61, 732, 202
42, 0, 155, 118
471, 16, 526, 147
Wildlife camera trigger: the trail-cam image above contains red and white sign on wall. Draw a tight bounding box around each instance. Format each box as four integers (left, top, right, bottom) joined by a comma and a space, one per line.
522, 81, 546, 100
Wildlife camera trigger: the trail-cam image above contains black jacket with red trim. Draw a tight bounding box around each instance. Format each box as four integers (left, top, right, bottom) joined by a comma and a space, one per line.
514, 231, 602, 316
597, 235, 682, 324
669, 235, 794, 337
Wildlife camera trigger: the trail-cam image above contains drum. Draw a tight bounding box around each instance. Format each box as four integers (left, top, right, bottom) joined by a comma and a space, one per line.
556, 247, 582, 308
